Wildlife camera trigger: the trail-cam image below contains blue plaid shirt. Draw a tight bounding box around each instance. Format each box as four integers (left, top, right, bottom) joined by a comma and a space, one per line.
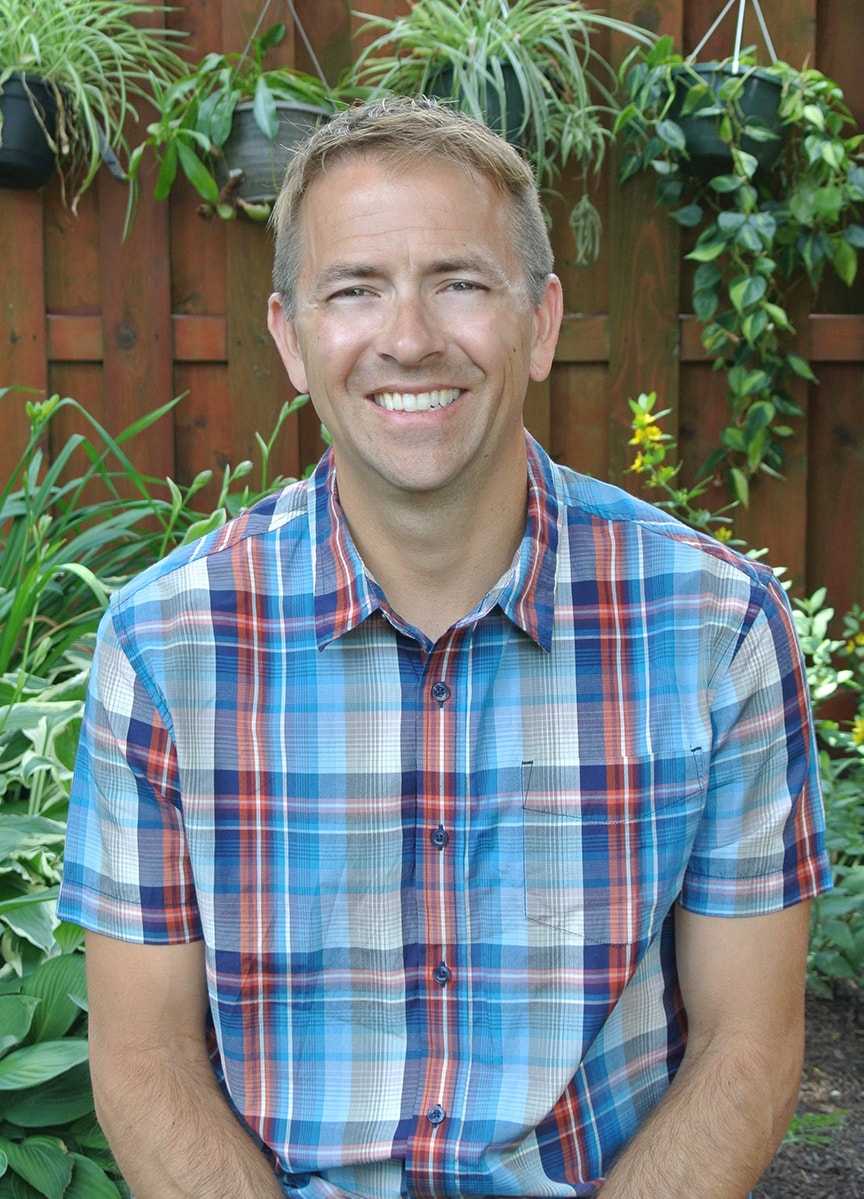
59, 435, 831, 1197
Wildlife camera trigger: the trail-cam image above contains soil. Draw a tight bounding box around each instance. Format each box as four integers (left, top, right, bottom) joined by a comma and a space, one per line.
755, 981, 864, 1199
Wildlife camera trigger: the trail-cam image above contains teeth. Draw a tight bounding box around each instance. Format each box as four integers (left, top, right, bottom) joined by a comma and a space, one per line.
373, 389, 460, 412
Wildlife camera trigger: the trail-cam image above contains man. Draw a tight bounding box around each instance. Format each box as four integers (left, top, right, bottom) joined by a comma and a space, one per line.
59, 98, 831, 1199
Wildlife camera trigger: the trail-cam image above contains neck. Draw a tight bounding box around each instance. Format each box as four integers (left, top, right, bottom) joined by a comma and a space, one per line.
334, 451, 529, 642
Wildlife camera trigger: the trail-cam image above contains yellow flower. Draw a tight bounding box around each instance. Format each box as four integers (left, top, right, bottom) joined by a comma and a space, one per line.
853, 715, 864, 746
715, 527, 733, 543
631, 452, 646, 473
629, 424, 664, 448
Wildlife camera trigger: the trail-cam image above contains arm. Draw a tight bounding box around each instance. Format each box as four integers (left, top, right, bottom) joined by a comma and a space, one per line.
86, 932, 285, 1199
598, 901, 809, 1198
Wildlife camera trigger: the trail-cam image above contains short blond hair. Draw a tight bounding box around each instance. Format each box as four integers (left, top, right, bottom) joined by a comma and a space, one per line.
271, 97, 554, 317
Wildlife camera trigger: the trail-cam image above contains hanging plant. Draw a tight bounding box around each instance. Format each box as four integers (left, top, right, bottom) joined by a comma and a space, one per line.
0, 0, 185, 209
347, 0, 654, 265
615, 34, 864, 505
127, 22, 335, 230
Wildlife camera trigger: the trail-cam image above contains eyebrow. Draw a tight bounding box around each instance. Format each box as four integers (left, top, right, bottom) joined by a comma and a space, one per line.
310, 256, 511, 294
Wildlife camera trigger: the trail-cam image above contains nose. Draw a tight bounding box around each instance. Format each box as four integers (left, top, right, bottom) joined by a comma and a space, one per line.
375, 290, 445, 364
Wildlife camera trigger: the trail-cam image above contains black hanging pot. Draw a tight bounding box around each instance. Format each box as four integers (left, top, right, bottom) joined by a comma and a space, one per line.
0, 74, 58, 190
217, 100, 330, 204
427, 62, 528, 146
670, 62, 786, 180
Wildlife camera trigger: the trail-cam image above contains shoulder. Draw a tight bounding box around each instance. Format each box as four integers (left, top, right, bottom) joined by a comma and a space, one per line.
548, 454, 776, 594
108, 475, 312, 623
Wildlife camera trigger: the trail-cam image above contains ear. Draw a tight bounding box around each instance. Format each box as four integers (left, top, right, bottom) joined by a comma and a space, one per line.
528, 274, 564, 384
267, 293, 309, 394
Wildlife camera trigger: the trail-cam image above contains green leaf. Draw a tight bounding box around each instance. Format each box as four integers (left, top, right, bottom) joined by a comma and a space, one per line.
0, 1063, 94, 1129
693, 288, 718, 322
729, 274, 767, 313
763, 302, 793, 330
65, 1154, 122, 1199
833, 237, 857, 286
253, 76, 279, 141
176, 140, 220, 205
686, 239, 726, 263
709, 173, 743, 193
656, 118, 686, 152
0, 997, 39, 1057
669, 203, 702, 227
787, 353, 818, 381
843, 223, 864, 248
21, 955, 87, 1042
728, 467, 750, 508
0, 1136, 71, 1199
0, 1042, 89, 1091
153, 141, 178, 201
0, 899, 57, 957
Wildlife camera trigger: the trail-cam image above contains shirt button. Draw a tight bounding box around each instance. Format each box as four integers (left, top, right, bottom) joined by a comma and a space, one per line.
433, 962, 452, 985
430, 825, 449, 850
431, 681, 450, 703
426, 1104, 446, 1125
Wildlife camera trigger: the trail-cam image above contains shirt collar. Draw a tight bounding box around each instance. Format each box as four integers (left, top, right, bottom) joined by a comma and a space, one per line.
310, 434, 559, 652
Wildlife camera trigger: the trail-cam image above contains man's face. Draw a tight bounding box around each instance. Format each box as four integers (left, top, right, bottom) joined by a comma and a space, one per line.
268, 153, 561, 509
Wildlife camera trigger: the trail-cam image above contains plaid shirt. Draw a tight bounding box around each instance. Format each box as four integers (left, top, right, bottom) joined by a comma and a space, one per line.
59, 435, 831, 1198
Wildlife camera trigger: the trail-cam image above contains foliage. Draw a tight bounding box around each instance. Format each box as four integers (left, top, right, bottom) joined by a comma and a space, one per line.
348, 0, 654, 264
127, 22, 335, 228
796, 596, 864, 994
0, 388, 306, 683
625, 390, 744, 544
0, 389, 310, 1194
626, 392, 864, 994
0, 0, 185, 211
615, 36, 864, 505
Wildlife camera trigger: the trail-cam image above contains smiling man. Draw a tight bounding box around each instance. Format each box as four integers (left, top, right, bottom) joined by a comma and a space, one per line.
60, 99, 831, 1199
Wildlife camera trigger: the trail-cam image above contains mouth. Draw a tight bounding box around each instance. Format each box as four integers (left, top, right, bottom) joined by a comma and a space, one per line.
371, 388, 461, 413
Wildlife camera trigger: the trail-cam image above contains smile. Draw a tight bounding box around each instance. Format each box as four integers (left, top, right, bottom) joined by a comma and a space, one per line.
372, 389, 461, 412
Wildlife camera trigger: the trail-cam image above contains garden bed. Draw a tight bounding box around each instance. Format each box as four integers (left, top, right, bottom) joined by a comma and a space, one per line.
755, 982, 864, 1198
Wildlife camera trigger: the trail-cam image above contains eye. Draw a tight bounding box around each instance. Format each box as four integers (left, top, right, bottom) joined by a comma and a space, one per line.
331, 285, 375, 300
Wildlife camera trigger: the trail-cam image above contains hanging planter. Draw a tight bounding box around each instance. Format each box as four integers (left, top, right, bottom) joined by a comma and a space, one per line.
128, 22, 335, 226
0, 74, 58, 190
615, 0, 864, 506
425, 63, 528, 147
668, 61, 785, 179
216, 99, 331, 206
0, 1, 184, 213
346, 0, 655, 265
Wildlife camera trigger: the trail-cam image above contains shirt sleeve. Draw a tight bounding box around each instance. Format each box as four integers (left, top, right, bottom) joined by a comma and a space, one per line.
57, 606, 203, 943
679, 569, 833, 915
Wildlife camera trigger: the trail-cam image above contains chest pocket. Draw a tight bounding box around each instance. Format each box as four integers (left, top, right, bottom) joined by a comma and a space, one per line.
522, 752, 705, 945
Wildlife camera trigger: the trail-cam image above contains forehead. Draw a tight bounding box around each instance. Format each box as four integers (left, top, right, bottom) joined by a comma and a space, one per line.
296, 152, 518, 271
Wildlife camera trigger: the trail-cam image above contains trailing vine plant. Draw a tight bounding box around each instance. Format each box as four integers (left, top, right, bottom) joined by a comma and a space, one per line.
615, 37, 864, 505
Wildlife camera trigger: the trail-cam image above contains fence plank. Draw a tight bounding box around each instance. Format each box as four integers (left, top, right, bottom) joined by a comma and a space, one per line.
607, 0, 684, 486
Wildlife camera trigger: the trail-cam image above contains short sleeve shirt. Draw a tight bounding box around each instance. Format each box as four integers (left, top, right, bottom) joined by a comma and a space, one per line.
58, 435, 831, 1198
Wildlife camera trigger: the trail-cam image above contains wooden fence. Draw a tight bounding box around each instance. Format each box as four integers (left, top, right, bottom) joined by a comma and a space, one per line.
1, 0, 862, 616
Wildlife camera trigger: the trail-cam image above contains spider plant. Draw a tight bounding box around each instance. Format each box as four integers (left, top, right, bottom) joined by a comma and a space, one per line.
0, 0, 185, 210
347, 0, 654, 264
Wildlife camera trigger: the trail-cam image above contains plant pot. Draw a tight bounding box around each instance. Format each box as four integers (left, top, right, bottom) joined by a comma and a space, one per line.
670, 63, 786, 179
217, 101, 329, 204
428, 63, 528, 146
0, 74, 58, 190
